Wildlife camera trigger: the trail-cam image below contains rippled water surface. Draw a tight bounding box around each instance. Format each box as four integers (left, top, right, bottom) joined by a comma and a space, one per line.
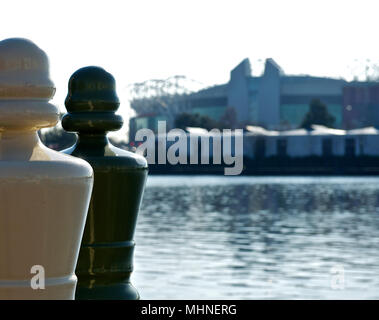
133, 176, 379, 299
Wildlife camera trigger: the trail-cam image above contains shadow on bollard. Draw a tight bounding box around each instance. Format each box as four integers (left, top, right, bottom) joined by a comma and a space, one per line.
0, 38, 93, 299
61, 66, 148, 300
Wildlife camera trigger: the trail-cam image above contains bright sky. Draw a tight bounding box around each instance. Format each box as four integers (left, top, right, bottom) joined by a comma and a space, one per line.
1, 0, 379, 135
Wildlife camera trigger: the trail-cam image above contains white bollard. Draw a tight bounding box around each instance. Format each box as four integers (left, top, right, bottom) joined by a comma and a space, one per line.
0, 38, 93, 299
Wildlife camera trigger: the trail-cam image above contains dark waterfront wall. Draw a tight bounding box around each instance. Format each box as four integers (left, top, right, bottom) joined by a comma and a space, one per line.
147, 155, 379, 176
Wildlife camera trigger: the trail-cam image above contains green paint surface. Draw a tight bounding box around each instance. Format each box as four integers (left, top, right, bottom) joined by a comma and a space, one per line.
62, 66, 148, 300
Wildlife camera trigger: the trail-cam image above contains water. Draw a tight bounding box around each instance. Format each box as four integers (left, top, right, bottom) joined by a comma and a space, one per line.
133, 176, 379, 299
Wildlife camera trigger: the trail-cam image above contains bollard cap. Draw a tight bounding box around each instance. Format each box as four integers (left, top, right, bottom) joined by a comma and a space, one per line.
65, 66, 119, 112
63, 66, 123, 133
0, 38, 58, 130
0, 38, 55, 99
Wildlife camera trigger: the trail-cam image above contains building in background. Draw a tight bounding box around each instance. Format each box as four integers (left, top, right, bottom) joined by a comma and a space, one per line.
343, 83, 379, 129
129, 58, 379, 142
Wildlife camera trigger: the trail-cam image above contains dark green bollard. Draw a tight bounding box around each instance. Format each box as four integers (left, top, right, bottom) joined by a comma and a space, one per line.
61, 66, 148, 300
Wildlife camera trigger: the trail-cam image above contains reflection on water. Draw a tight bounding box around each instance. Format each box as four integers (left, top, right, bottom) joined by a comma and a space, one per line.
133, 176, 379, 299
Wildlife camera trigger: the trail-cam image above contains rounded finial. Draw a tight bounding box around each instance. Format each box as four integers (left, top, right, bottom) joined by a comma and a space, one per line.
62, 66, 123, 134
65, 66, 119, 112
0, 38, 55, 99
0, 38, 58, 130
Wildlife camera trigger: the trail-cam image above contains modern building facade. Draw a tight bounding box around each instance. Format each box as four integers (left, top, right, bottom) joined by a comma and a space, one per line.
243, 125, 379, 159
129, 58, 379, 142
343, 83, 379, 129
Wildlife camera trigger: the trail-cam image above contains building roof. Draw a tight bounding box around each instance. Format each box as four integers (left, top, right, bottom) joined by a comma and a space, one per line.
245, 125, 279, 136
347, 127, 379, 135
185, 127, 210, 135
190, 84, 228, 98
245, 124, 360, 136
310, 125, 345, 135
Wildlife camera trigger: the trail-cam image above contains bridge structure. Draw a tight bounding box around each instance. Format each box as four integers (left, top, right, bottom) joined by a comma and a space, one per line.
126, 75, 207, 120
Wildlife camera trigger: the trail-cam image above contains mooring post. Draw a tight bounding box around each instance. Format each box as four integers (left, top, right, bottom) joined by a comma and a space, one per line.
61, 66, 148, 299
0, 38, 93, 299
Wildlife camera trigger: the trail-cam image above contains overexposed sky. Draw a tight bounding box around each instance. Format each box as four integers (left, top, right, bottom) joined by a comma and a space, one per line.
1, 0, 379, 124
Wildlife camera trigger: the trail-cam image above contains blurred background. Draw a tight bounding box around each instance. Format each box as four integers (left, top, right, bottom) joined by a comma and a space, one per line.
6, 0, 379, 299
